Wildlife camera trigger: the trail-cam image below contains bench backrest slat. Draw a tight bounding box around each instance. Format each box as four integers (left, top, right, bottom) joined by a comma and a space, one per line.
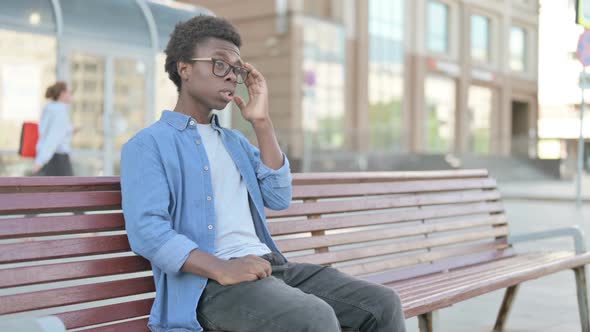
276, 214, 507, 252
0, 256, 150, 289
267, 190, 501, 218
0, 276, 154, 315
0, 177, 120, 192
290, 170, 489, 184
292, 178, 497, 199
268, 171, 507, 280
0, 213, 125, 239
267, 201, 504, 235
0, 234, 131, 264
0, 191, 122, 215
56, 299, 152, 330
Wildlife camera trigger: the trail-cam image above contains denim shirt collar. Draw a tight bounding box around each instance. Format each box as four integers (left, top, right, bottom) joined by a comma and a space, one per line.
161, 110, 222, 131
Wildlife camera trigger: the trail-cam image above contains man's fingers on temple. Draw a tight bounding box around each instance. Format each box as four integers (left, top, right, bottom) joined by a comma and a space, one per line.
245, 63, 262, 78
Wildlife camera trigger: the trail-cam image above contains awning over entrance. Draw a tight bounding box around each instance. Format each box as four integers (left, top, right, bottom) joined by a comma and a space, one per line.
0, 0, 211, 50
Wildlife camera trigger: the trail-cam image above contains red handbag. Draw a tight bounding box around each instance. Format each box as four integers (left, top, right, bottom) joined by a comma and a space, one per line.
18, 122, 39, 158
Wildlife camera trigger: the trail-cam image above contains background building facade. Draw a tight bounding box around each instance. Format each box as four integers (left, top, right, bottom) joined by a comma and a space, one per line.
194, 0, 540, 172
0, 0, 541, 176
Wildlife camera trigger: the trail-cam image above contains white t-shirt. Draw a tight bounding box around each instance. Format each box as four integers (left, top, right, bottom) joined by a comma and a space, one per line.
197, 123, 271, 260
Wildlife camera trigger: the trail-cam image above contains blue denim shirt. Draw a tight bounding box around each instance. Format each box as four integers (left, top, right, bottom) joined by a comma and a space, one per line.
120, 111, 292, 332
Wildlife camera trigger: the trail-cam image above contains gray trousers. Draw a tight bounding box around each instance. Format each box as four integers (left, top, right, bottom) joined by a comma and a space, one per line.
197, 253, 407, 332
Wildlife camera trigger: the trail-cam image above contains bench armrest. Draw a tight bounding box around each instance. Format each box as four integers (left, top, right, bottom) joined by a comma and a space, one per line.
508, 226, 587, 254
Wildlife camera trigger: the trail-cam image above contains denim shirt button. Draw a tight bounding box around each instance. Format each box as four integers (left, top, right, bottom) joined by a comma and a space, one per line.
207, 225, 214, 230
204, 165, 209, 171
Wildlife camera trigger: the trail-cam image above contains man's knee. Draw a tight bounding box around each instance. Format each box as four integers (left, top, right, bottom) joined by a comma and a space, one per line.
382, 287, 403, 315
292, 295, 340, 332
374, 287, 405, 330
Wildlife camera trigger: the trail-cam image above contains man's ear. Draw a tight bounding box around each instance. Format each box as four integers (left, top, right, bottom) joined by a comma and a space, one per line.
177, 61, 190, 81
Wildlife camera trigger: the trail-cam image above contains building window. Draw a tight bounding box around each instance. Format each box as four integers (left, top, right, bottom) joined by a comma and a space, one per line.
510, 26, 527, 72
427, 0, 450, 54
425, 76, 456, 153
467, 86, 493, 155
471, 15, 491, 63
302, 18, 346, 150
369, 0, 404, 151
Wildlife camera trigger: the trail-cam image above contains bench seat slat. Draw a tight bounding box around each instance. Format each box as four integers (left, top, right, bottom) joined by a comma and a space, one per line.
399, 256, 572, 303
0, 235, 131, 264
56, 298, 153, 329
276, 214, 507, 252
0, 213, 125, 239
0, 191, 121, 215
81, 317, 150, 332
361, 248, 516, 285
398, 251, 590, 317
0, 256, 151, 288
0, 276, 155, 314
396, 252, 573, 298
292, 178, 497, 199
290, 226, 509, 266
391, 252, 551, 291
339, 241, 509, 276
267, 202, 504, 235
267, 190, 501, 218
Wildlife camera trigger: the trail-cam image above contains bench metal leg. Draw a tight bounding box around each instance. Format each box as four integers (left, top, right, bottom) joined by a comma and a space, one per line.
574, 266, 590, 332
493, 285, 519, 331
418, 311, 438, 332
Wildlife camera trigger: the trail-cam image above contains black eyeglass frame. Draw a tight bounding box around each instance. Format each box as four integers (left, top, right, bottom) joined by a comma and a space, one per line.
190, 57, 249, 84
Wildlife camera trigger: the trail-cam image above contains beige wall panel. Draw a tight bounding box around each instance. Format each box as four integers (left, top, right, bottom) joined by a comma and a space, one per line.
247, 55, 291, 76
232, 18, 282, 39
239, 37, 291, 58
264, 74, 292, 98
188, 0, 276, 20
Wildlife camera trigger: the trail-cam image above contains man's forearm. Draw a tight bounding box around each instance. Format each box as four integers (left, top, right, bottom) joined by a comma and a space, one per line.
251, 117, 283, 170
180, 249, 273, 285
180, 249, 227, 281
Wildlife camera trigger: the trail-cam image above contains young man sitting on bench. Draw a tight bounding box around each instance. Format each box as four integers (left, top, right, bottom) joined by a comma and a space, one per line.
120, 15, 406, 332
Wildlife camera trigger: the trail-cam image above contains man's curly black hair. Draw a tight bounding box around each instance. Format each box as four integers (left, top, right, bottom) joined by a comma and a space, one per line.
165, 15, 242, 92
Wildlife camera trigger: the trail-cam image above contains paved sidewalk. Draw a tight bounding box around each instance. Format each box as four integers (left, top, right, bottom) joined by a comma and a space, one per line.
498, 174, 590, 202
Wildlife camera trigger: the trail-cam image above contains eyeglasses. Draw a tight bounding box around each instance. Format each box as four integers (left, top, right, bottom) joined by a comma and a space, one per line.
190, 58, 249, 84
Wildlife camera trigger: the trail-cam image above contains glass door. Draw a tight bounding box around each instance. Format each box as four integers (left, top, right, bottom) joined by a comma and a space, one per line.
66, 44, 152, 176
111, 58, 147, 175
69, 53, 106, 175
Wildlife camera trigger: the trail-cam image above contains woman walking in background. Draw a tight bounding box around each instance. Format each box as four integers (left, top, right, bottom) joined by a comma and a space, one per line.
32, 81, 74, 176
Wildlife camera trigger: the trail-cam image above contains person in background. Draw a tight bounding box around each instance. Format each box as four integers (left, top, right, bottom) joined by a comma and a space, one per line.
32, 81, 74, 176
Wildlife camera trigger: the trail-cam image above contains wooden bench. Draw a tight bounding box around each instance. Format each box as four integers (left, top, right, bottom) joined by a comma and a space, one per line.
1, 169, 590, 332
